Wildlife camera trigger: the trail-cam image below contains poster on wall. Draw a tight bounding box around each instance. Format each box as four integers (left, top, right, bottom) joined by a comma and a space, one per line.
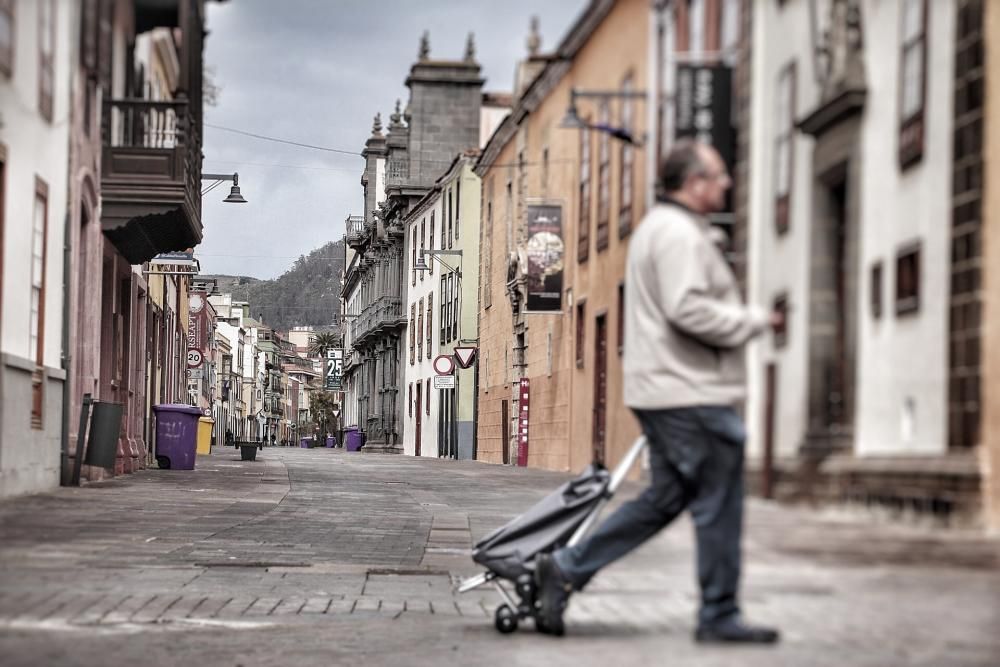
674, 64, 734, 171
517, 377, 530, 467
524, 204, 564, 313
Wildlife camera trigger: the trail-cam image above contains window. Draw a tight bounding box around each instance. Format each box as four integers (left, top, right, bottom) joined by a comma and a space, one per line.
0, 145, 5, 338
484, 190, 493, 308
408, 383, 413, 417
575, 300, 586, 368
542, 148, 550, 195
417, 298, 424, 359
772, 293, 789, 348
871, 261, 884, 319
899, 0, 927, 168
420, 219, 425, 282
447, 189, 453, 249
428, 211, 435, 276
596, 101, 611, 251
720, 0, 740, 54
444, 274, 452, 344
775, 62, 796, 234
454, 179, 460, 240
411, 227, 417, 285
409, 303, 416, 364
426, 292, 433, 360
0, 0, 13, 77
31, 178, 49, 428
38, 0, 55, 122
619, 75, 635, 238
425, 378, 430, 415
451, 274, 459, 341
896, 243, 921, 315
438, 274, 448, 343
617, 282, 625, 355
578, 128, 591, 263
688, 0, 705, 55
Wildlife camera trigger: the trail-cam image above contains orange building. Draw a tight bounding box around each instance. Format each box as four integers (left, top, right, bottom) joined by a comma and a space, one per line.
474, 0, 650, 472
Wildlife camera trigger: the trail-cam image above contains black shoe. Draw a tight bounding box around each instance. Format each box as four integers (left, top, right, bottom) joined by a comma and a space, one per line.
534, 553, 572, 636
695, 617, 780, 644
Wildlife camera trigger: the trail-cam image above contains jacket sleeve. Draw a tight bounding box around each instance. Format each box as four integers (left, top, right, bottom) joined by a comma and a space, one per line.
656, 229, 768, 348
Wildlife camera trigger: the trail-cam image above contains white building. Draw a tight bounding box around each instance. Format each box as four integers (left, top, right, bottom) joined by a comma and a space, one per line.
744, 0, 978, 516
402, 189, 444, 457
0, 0, 74, 497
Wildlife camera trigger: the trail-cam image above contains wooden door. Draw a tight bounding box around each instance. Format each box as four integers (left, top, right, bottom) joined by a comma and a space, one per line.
593, 314, 608, 464
501, 399, 510, 465
414, 380, 422, 456
763, 363, 777, 499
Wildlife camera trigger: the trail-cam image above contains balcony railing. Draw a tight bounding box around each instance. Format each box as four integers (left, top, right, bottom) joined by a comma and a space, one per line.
346, 215, 365, 247
351, 296, 404, 346
101, 98, 202, 264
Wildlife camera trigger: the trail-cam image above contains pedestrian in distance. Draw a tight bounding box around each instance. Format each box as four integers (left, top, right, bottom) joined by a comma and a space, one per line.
225, 428, 235, 448
534, 139, 784, 644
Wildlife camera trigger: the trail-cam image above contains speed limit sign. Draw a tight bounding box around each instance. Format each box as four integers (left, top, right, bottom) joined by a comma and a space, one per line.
186, 349, 203, 368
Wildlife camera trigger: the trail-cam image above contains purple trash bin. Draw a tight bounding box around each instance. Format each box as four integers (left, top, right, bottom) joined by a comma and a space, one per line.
300, 437, 313, 448
344, 428, 363, 452
153, 404, 203, 470
325, 436, 336, 448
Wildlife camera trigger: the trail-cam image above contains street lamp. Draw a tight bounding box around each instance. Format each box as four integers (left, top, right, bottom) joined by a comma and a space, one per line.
415, 249, 463, 273
560, 88, 648, 146
201, 172, 248, 203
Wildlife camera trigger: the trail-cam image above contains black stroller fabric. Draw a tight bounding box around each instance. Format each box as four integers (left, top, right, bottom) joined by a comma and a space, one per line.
472, 464, 611, 581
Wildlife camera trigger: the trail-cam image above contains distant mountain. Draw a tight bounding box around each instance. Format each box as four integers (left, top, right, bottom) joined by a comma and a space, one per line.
201, 240, 345, 332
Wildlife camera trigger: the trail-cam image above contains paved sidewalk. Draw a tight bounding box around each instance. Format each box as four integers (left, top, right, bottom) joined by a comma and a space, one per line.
0, 447, 998, 666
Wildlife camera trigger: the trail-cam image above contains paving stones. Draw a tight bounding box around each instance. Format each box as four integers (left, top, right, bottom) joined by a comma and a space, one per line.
0, 447, 998, 666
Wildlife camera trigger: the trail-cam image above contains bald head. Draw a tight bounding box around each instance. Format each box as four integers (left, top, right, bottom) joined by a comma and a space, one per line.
658, 140, 732, 215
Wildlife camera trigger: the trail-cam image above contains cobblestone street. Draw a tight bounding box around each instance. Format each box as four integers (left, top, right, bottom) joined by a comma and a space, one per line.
1, 448, 998, 666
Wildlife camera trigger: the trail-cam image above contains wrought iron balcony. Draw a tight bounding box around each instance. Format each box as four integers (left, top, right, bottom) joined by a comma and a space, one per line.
101, 98, 202, 264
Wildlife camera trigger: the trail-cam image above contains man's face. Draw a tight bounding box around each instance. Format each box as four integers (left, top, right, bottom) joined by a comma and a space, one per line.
687, 146, 732, 214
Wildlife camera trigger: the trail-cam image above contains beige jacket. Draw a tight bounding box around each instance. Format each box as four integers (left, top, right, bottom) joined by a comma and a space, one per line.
623, 202, 767, 410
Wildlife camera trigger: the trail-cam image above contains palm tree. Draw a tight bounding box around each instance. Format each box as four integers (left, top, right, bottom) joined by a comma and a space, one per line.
308, 332, 340, 358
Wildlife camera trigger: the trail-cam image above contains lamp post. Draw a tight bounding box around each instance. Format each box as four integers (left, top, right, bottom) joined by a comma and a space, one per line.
201, 172, 248, 203
559, 88, 649, 146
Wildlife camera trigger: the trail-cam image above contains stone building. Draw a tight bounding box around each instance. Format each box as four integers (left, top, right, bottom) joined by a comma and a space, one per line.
743, 0, 989, 524
345, 35, 484, 453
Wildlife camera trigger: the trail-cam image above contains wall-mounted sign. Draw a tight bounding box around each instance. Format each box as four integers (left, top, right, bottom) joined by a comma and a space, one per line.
325, 348, 344, 391
433, 375, 456, 390
525, 204, 564, 313
517, 377, 530, 467
674, 64, 734, 171
186, 349, 203, 368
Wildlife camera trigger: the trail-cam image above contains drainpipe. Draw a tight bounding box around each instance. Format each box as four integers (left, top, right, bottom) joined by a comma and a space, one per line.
59, 208, 72, 486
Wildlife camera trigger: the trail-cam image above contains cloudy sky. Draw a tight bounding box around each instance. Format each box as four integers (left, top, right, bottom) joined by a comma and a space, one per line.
197, 0, 587, 280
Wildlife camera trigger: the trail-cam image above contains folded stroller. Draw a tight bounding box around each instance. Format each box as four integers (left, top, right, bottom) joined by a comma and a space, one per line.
457, 436, 647, 633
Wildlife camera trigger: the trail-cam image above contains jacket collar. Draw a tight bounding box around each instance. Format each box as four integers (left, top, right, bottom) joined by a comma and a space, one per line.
656, 196, 710, 229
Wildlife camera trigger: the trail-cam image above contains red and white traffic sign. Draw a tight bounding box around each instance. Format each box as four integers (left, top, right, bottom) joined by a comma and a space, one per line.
453, 346, 477, 369
433, 354, 455, 375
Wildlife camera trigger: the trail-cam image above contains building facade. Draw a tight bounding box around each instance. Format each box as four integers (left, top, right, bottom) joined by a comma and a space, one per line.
402, 184, 443, 457
346, 35, 484, 454
0, 0, 74, 496
476, 0, 653, 472
743, 0, 987, 522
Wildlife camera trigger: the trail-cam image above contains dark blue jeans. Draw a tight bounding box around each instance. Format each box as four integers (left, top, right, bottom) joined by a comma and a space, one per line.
553, 406, 746, 625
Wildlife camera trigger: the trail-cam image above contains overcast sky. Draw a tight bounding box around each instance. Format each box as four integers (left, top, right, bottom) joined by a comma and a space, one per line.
197, 0, 587, 280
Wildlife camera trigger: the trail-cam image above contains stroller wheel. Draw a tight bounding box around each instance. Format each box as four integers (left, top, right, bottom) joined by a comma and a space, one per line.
494, 605, 518, 634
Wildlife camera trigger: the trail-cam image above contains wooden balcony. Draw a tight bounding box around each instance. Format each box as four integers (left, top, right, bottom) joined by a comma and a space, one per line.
101, 98, 202, 264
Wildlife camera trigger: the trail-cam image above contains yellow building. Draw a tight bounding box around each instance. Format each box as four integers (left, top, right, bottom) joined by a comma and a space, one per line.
475, 0, 649, 472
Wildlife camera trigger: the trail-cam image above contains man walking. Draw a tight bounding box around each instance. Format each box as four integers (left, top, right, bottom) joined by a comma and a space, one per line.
535, 140, 781, 644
